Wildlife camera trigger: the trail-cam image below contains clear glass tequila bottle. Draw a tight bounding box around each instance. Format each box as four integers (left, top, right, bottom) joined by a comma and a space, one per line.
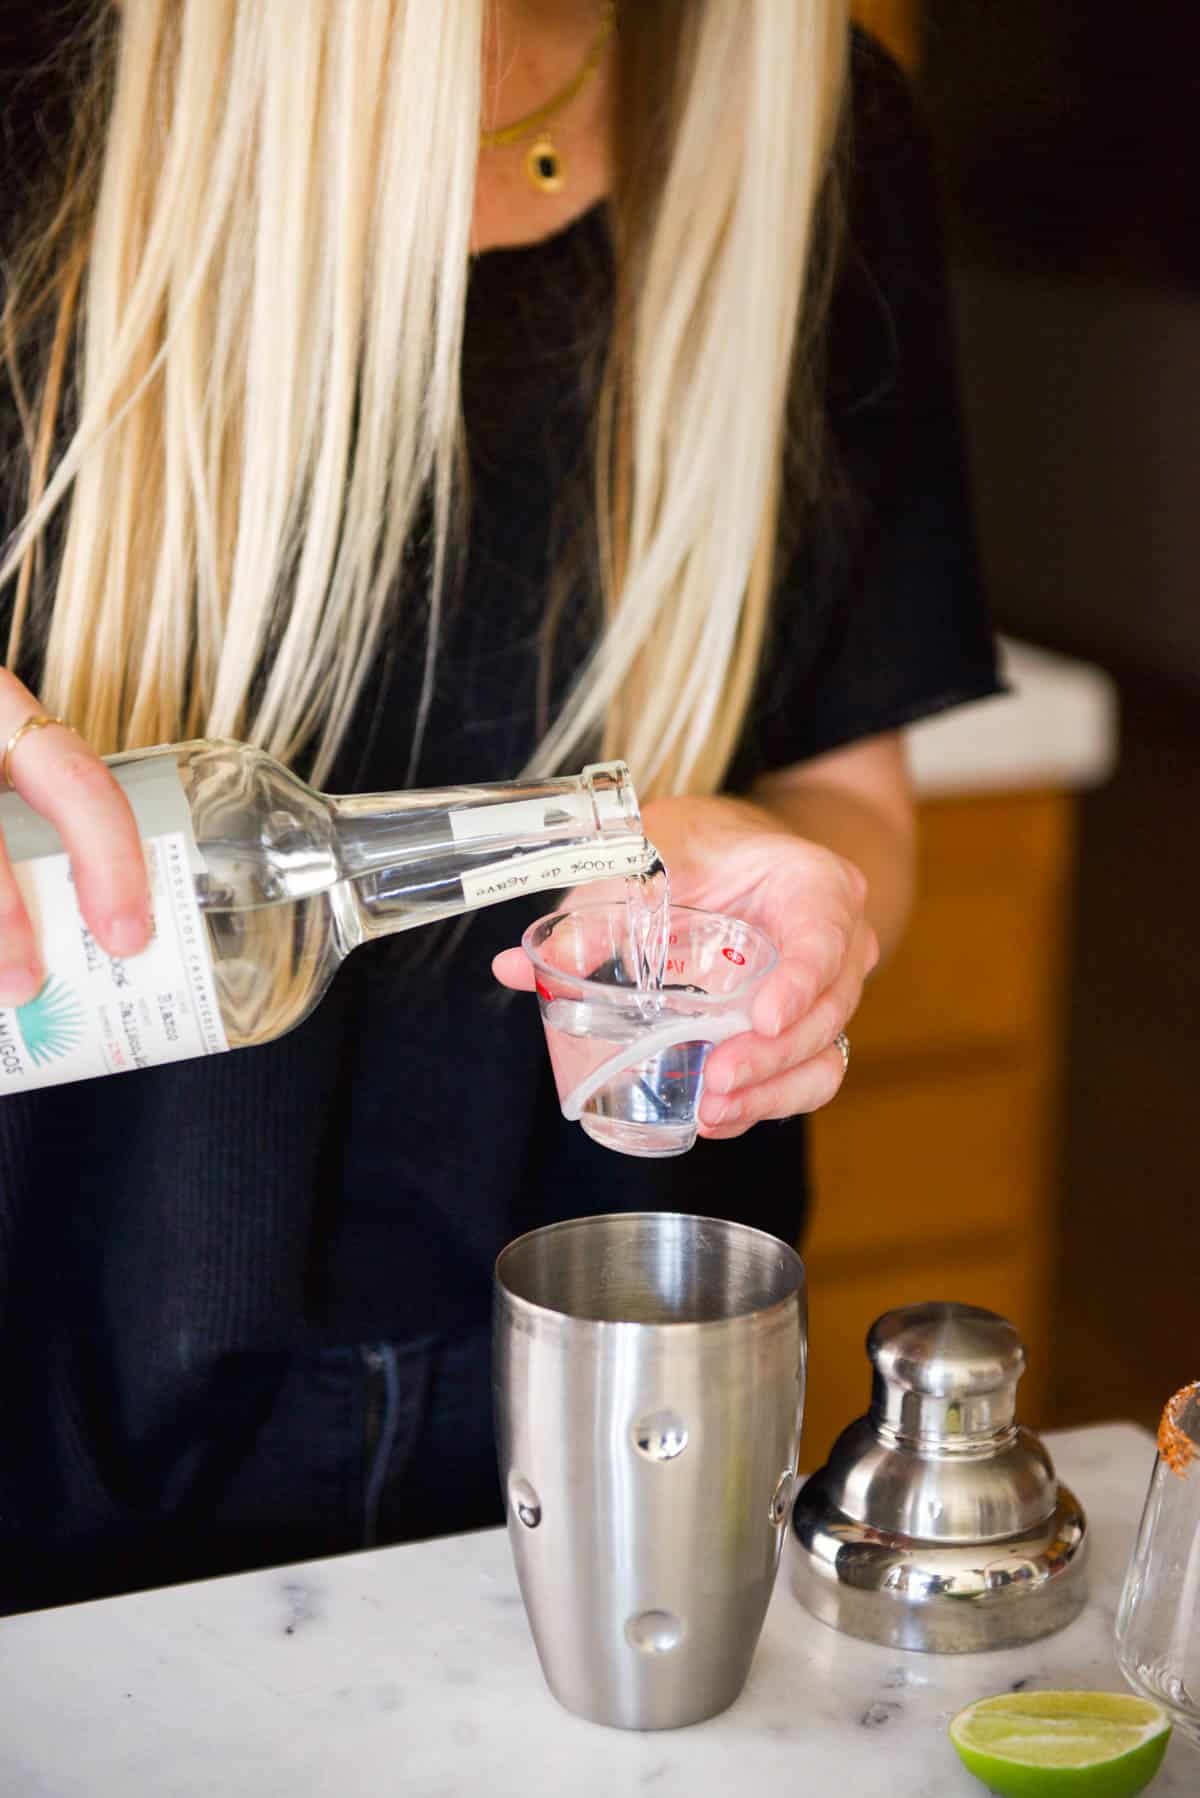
0, 741, 651, 1091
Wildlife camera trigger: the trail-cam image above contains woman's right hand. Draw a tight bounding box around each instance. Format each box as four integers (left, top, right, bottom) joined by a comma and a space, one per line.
0, 669, 152, 1006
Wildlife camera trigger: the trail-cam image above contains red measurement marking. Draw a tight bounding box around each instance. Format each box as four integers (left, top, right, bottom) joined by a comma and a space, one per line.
722, 947, 746, 965
667, 933, 678, 946
535, 979, 554, 1001
665, 958, 686, 975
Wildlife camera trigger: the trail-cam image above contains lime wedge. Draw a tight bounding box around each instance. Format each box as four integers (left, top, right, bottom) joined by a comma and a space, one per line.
949, 1691, 1172, 1798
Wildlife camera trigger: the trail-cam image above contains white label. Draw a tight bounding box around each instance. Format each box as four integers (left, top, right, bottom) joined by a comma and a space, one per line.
0, 831, 228, 1093
459, 841, 647, 907
449, 796, 580, 845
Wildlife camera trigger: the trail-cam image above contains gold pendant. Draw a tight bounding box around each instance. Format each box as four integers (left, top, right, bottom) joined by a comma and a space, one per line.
525, 134, 566, 194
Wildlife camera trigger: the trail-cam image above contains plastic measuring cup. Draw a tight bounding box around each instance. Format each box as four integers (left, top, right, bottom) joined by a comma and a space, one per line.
522, 903, 778, 1157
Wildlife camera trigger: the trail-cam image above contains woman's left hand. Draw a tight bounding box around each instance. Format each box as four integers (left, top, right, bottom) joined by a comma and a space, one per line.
491, 793, 880, 1139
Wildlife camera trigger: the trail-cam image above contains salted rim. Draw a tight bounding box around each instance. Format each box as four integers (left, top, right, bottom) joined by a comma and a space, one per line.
1159, 1380, 1200, 1476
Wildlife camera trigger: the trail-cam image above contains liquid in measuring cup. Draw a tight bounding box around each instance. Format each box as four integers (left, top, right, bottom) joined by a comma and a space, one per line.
546, 867, 753, 1157
525, 892, 775, 1160
546, 992, 726, 1157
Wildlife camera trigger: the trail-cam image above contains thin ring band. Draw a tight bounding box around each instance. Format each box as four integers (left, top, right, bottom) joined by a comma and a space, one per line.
834, 1031, 850, 1074
2, 713, 69, 793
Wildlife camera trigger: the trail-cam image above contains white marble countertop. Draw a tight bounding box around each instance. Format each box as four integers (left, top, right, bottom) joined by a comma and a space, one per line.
907, 636, 1119, 796
1, 1422, 1192, 1797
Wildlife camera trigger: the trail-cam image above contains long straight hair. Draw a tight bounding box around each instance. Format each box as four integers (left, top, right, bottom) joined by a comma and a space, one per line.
1, 1, 847, 795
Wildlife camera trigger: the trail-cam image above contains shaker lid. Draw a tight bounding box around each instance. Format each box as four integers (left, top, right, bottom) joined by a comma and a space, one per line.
813, 1301, 1057, 1545
788, 1300, 1088, 1652
869, 1302, 1026, 1404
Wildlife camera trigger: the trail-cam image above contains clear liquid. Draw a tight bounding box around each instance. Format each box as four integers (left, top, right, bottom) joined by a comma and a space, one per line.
200, 888, 352, 1051
198, 850, 671, 1057
546, 992, 714, 1157
547, 856, 733, 1155
0, 743, 653, 1087
624, 856, 671, 995
180, 744, 654, 1053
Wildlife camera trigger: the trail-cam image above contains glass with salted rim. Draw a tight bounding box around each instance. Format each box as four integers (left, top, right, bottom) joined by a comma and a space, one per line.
1115, 1381, 1200, 1751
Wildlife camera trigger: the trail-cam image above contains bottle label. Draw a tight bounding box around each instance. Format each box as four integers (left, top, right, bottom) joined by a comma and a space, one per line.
449, 795, 583, 845
0, 762, 229, 1091
459, 840, 647, 907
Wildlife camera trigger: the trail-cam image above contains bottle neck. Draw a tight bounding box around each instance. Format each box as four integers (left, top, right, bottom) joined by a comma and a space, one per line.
331, 768, 652, 941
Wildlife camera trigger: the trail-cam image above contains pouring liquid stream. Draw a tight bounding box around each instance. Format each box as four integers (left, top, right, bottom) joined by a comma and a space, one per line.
624, 854, 671, 999
553, 855, 734, 1149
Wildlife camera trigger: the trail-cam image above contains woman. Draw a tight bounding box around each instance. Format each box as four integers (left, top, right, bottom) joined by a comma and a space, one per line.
0, 1, 999, 1613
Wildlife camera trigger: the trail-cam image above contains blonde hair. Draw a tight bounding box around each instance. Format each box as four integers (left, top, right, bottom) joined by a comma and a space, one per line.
2, 0, 847, 796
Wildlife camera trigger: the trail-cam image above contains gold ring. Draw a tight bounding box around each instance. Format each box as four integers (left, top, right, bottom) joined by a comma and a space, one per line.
834, 1031, 850, 1074
2, 713, 69, 792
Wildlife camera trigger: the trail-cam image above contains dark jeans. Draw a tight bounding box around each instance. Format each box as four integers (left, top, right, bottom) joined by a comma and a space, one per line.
204, 1329, 504, 1579
4, 1328, 506, 1613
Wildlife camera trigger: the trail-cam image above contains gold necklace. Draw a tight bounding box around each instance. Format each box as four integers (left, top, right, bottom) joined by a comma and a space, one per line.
479, 3, 615, 195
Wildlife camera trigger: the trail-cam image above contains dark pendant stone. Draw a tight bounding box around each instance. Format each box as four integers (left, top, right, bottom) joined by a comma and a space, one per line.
525, 136, 565, 192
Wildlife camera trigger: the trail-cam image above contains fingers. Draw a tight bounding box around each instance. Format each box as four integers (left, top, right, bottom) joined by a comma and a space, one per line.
0, 830, 42, 1005
698, 918, 876, 1135
741, 843, 870, 1039
0, 670, 151, 963
492, 946, 536, 992
749, 915, 854, 1038
705, 920, 874, 1096
698, 1035, 849, 1139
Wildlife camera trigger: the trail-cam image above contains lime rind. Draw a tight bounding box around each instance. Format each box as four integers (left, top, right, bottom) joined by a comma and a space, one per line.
949, 1691, 1171, 1798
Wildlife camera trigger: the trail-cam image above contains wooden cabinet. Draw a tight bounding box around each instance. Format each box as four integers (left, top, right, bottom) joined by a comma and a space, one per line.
850, 0, 923, 69
801, 789, 1074, 1467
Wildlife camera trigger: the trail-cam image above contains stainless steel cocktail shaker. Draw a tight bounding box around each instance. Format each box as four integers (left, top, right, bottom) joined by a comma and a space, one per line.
494, 1212, 806, 1729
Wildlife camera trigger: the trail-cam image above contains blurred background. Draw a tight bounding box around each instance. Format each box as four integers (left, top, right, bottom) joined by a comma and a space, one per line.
803, 0, 1197, 1459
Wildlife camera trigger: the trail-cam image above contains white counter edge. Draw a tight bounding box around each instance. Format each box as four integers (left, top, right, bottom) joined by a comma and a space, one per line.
907, 637, 1120, 797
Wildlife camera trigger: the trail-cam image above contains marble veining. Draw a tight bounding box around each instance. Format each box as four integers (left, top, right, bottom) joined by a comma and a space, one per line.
0, 1424, 1195, 1797
279, 1577, 322, 1636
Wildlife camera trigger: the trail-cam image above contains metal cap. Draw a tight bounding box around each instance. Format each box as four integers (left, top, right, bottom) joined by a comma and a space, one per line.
869, 1302, 1026, 1444
822, 1303, 1054, 1541
787, 1301, 1089, 1652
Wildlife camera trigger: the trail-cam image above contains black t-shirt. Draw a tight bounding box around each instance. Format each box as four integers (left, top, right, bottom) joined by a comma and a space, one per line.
0, 33, 999, 1579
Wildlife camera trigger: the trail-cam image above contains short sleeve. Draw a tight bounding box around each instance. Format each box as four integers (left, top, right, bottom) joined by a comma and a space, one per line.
729, 31, 1004, 787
